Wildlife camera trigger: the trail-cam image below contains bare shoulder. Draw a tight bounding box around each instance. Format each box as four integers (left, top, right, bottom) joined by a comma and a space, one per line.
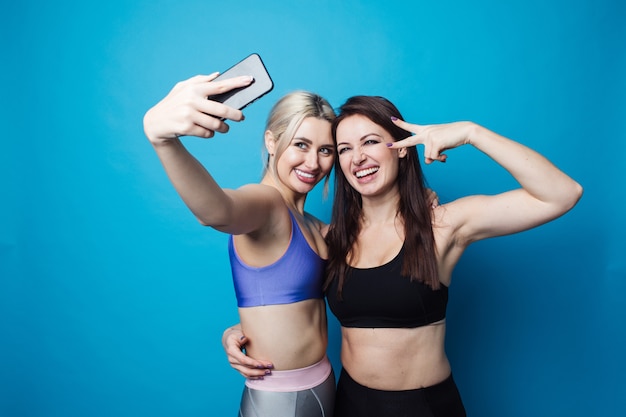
224, 183, 290, 238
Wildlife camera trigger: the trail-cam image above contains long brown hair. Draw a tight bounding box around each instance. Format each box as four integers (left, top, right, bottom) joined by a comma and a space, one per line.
324, 96, 439, 297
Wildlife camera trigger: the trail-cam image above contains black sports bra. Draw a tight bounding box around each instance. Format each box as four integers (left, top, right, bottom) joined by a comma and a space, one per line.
326, 247, 448, 328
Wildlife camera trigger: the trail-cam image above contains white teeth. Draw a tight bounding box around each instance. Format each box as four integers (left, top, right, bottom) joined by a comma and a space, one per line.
295, 169, 315, 178
355, 167, 379, 178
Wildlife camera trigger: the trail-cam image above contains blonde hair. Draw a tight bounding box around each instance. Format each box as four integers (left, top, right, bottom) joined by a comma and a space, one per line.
262, 91, 335, 193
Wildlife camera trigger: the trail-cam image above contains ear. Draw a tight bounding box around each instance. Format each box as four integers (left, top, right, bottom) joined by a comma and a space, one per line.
264, 130, 276, 156
397, 146, 407, 158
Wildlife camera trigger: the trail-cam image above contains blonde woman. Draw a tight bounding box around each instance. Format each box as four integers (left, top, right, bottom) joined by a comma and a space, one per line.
144, 73, 337, 416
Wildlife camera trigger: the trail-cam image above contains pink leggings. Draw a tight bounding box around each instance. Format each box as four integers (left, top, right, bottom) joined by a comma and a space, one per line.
239, 356, 335, 417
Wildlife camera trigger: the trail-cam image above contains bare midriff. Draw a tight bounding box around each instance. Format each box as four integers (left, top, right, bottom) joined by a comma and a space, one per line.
239, 298, 328, 371
340, 320, 450, 390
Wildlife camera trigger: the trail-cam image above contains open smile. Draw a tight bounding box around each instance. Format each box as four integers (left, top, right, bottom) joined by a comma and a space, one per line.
355, 167, 379, 179
295, 168, 318, 183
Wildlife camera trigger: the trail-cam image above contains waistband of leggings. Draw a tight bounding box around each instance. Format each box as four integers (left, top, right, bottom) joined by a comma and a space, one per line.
340, 367, 455, 394
245, 355, 332, 392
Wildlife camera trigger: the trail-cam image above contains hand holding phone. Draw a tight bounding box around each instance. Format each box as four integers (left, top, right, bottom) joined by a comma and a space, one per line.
208, 53, 274, 111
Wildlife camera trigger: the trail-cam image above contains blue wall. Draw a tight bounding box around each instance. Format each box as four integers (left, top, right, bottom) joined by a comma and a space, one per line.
1, 0, 624, 416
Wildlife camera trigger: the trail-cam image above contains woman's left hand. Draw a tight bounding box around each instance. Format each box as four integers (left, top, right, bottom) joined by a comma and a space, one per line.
388, 118, 476, 164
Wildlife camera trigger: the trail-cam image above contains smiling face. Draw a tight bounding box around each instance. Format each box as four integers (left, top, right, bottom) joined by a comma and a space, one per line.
335, 114, 406, 199
270, 117, 334, 195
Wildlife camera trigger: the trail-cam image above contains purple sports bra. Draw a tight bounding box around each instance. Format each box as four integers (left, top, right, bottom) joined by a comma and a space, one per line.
228, 211, 326, 308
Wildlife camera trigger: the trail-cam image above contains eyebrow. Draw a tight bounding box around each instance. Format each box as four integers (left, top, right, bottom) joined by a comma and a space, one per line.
293, 136, 313, 143
293, 136, 334, 148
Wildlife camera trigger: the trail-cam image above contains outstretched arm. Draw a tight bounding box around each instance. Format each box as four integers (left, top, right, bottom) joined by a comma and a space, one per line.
143, 74, 281, 234
389, 119, 583, 244
222, 325, 274, 379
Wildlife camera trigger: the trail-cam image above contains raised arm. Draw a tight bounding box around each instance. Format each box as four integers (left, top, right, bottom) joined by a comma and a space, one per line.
389, 119, 583, 244
143, 74, 281, 234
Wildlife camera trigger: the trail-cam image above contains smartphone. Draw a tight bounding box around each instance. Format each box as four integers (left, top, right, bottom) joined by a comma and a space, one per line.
207, 53, 274, 111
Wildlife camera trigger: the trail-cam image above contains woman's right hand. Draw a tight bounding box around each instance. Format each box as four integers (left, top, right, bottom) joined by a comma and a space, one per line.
143, 73, 254, 145
222, 326, 274, 379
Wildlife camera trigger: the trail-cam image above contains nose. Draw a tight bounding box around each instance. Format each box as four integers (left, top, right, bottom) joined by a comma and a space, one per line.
352, 146, 366, 165
305, 150, 320, 169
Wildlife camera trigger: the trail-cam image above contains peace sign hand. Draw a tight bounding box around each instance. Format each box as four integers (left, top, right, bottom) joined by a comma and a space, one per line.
388, 118, 475, 164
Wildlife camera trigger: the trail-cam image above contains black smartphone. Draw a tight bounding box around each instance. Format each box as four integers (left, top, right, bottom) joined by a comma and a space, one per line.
207, 53, 274, 111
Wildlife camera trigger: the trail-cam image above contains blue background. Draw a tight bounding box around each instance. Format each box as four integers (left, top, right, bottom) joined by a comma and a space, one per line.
1, 0, 624, 416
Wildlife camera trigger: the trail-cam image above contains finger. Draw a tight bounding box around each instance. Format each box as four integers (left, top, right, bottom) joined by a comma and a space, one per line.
187, 73, 220, 84
188, 126, 216, 139
391, 117, 422, 133
172, 112, 219, 138
171, 73, 220, 93
207, 75, 254, 97
191, 110, 232, 135
199, 99, 244, 123
170, 116, 216, 139
387, 135, 420, 149
426, 152, 447, 163
231, 363, 269, 379
424, 153, 447, 164
206, 72, 220, 82
235, 355, 274, 370
227, 345, 273, 370
235, 368, 271, 379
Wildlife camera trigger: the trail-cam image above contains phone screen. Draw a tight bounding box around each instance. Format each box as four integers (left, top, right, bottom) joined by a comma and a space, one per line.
208, 53, 274, 110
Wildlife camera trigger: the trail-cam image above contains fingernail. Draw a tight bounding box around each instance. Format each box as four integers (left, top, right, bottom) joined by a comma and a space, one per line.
264, 370, 272, 375
391, 116, 398, 121
386, 143, 393, 147
240, 336, 245, 340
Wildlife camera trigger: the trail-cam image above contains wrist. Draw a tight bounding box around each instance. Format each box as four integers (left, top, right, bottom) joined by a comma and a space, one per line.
146, 132, 183, 150
143, 110, 180, 146
464, 121, 482, 146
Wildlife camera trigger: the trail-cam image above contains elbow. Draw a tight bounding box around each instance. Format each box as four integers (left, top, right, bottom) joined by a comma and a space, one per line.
197, 217, 211, 227
195, 212, 233, 229
193, 203, 235, 228
195, 212, 227, 228
561, 180, 584, 213
196, 214, 228, 228
570, 181, 584, 208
